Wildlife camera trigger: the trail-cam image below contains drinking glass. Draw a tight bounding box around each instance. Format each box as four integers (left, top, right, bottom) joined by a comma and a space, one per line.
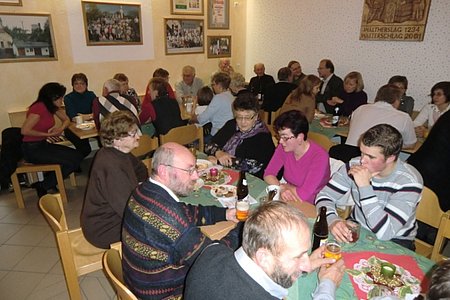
236, 200, 250, 221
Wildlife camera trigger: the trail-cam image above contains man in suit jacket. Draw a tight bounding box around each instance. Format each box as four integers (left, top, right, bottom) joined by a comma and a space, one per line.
262, 67, 297, 114
316, 59, 344, 114
248, 63, 275, 102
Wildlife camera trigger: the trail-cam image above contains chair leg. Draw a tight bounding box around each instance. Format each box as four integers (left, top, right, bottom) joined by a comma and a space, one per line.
55, 167, 68, 204
69, 173, 77, 187
10, 171, 25, 208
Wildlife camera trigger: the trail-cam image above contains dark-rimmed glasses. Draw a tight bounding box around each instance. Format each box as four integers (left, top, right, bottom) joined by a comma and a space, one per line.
163, 164, 197, 175
235, 114, 256, 122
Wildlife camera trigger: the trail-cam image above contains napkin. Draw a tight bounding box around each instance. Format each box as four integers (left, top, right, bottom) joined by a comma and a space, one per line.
342, 252, 427, 299
218, 195, 258, 209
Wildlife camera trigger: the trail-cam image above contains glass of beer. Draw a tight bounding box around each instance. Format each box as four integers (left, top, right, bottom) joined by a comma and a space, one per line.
236, 200, 250, 221
324, 240, 342, 262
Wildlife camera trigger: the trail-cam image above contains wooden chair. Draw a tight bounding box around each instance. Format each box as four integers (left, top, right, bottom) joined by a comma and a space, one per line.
271, 107, 282, 124
415, 186, 445, 259
11, 162, 76, 208
130, 135, 159, 158
103, 246, 138, 300
431, 212, 450, 262
142, 158, 152, 175
39, 194, 105, 300
308, 131, 335, 152
159, 124, 204, 152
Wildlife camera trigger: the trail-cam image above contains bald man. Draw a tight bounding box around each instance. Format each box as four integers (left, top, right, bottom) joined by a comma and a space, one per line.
248, 63, 275, 102
121, 142, 240, 300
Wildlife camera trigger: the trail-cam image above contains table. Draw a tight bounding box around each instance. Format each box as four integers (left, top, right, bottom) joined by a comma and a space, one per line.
288, 225, 436, 300
67, 122, 98, 139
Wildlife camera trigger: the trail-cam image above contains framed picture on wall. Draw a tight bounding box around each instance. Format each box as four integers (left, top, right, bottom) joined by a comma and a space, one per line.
164, 18, 204, 55
171, 0, 204, 15
81, 1, 142, 46
207, 0, 229, 29
0, 0, 22, 6
207, 35, 231, 58
0, 13, 57, 63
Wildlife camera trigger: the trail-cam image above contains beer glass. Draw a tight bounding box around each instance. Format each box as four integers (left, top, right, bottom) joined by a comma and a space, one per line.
236, 200, 250, 221
324, 240, 342, 261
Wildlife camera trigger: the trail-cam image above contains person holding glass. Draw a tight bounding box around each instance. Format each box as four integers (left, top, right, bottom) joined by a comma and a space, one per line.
264, 110, 330, 203
205, 93, 275, 178
21, 82, 84, 197
81, 111, 148, 249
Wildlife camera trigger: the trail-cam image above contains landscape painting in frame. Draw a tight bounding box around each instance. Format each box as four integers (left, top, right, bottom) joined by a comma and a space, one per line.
0, 13, 57, 63
165, 18, 204, 55
82, 1, 142, 46
0, 0, 22, 6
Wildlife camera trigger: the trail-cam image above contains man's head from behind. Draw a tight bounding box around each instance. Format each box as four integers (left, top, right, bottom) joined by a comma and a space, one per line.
242, 201, 311, 288
428, 259, 450, 300
102, 79, 121, 96
277, 67, 292, 82
374, 84, 402, 108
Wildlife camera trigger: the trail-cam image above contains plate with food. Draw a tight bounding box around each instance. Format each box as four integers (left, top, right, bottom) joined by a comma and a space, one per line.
347, 256, 421, 299
320, 116, 349, 128
201, 169, 231, 186
196, 159, 213, 173
210, 185, 237, 199
76, 122, 95, 130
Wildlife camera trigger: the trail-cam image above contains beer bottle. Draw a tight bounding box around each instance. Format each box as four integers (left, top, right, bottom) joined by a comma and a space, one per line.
236, 171, 249, 201
312, 207, 328, 251
331, 106, 340, 127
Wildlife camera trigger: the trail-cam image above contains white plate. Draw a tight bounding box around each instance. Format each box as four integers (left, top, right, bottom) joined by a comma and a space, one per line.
196, 159, 213, 172
210, 184, 237, 199
76, 123, 95, 131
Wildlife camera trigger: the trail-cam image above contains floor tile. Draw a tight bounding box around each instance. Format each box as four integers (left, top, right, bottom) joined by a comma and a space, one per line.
0, 245, 33, 270
5, 224, 51, 246
48, 260, 63, 275
27, 273, 70, 300
0, 205, 16, 220
13, 246, 59, 273
0, 223, 23, 245
1, 208, 40, 225
80, 276, 114, 300
0, 271, 45, 299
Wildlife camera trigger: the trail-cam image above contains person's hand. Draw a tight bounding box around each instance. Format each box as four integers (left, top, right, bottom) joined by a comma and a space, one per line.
326, 99, 337, 106
48, 127, 63, 136
207, 156, 218, 165
309, 245, 335, 270
331, 96, 344, 104
279, 184, 301, 202
330, 220, 351, 243
318, 259, 345, 287
225, 208, 239, 223
415, 126, 425, 138
216, 151, 234, 167
348, 165, 373, 187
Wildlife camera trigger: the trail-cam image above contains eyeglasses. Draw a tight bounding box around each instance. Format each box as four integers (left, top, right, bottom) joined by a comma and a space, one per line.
277, 135, 296, 142
235, 114, 256, 122
127, 129, 141, 138
163, 164, 198, 175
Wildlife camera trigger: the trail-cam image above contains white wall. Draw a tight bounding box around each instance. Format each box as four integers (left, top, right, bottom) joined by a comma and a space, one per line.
245, 0, 450, 110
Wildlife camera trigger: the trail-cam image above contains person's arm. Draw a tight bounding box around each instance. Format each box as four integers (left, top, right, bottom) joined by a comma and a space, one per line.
63, 95, 77, 120
295, 150, 330, 203
403, 116, 418, 149
21, 113, 50, 138
52, 109, 70, 135
139, 99, 156, 123
92, 98, 101, 129
174, 81, 184, 104
197, 96, 220, 126
132, 155, 149, 182
313, 260, 345, 300
412, 104, 429, 127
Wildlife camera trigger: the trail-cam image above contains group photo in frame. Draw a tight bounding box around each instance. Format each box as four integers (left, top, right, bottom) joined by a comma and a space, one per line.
0, 13, 57, 63
0, 0, 22, 6
207, 35, 231, 58
171, 0, 204, 15
207, 0, 229, 29
164, 18, 204, 55
81, 1, 142, 46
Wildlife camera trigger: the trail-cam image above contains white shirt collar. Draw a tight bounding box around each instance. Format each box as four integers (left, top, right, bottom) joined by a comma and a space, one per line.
148, 177, 181, 202
234, 247, 288, 299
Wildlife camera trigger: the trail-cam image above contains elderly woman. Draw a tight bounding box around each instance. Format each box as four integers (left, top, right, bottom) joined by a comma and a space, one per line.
191, 72, 234, 138
81, 111, 148, 249
413, 81, 450, 137
21, 82, 84, 197
329, 71, 367, 117
229, 72, 251, 97
205, 93, 275, 178
279, 74, 322, 123
264, 110, 330, 203
113, 72, 141, 111
64, 73, 96, 158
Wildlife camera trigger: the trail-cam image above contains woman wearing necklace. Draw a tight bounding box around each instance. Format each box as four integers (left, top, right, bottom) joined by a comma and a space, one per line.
205, 93, 275, 178
264, 110, 330, 203
414, 81, 450, 137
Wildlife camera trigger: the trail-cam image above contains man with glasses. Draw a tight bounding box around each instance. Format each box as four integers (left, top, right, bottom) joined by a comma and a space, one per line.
175, 65, 204, 104
122, 142, 240, 300
316, 59, 344, 114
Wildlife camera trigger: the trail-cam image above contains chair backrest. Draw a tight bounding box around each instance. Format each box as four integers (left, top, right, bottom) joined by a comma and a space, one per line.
103, 248, 138, 300
141, 158, 152, 174
39, 193, 68, 232
131, 135, 159, 158
271, 107, 282, 124
431, 212, 450, 262
415, 186, 445, 258
159, 124, 204, 151
308, 131, 335, 152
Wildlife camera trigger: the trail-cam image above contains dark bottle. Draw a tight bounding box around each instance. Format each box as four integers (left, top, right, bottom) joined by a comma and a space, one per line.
236, 171, 249, 201
312, 207, 328, 251
331, 106, 340, 127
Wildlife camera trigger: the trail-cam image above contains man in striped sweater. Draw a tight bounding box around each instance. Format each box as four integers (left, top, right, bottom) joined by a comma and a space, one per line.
315, 124, 423, 250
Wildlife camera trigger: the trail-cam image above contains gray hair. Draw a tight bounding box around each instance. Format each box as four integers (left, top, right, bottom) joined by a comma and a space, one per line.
103, 79, 121, 93
151, 145, 175, 177
182, 65, 196, 75
229, 72, 246, 90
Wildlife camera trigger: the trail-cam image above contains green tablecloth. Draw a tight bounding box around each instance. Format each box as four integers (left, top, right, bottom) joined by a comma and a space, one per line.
288, 224, 436, 300
310, 118, 348, 139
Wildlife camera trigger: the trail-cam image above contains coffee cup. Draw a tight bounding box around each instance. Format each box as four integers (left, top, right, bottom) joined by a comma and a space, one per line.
265, 185, 280, 201
75, 115, 83, 125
